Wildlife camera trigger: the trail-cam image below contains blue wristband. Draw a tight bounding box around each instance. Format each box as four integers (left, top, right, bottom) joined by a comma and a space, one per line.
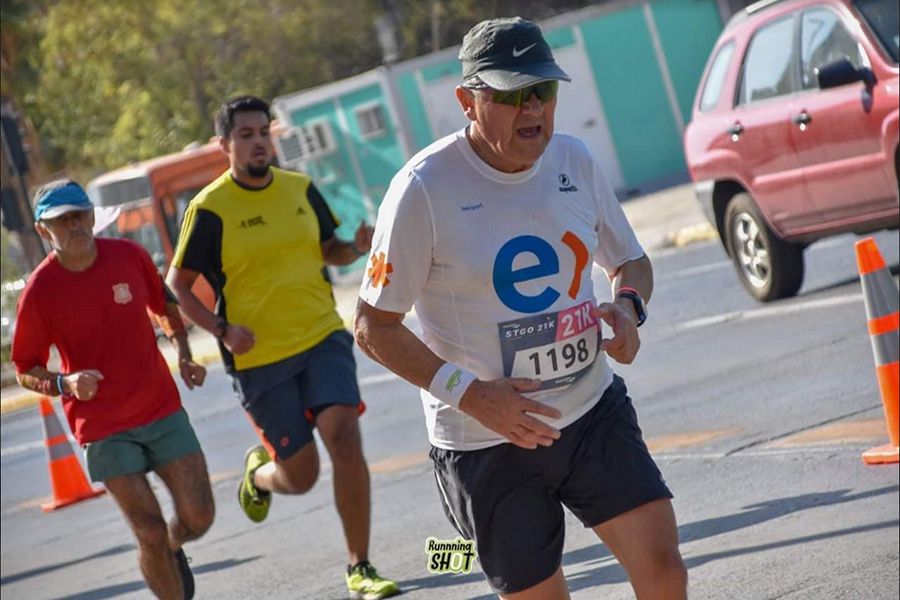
56, 373, 66, 397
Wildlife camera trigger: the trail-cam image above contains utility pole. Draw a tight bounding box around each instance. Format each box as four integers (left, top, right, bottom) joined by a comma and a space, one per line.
375, 0, 404, 64
1, 101, 46, 271
431, 1, 443, 52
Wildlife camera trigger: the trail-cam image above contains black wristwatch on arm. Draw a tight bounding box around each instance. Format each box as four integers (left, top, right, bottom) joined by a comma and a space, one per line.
615, 287, 647, 327
214, 317, 229, 339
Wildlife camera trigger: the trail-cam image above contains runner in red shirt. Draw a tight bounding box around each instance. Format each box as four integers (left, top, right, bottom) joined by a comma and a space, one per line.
12, 180, 213, 600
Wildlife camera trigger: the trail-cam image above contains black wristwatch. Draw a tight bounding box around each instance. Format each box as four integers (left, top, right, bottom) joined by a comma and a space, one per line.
616, 288, 647, 327
214, 317, 229, 339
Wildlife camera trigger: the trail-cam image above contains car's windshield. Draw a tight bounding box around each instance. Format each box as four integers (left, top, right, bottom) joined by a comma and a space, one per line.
855, 0, 899, 63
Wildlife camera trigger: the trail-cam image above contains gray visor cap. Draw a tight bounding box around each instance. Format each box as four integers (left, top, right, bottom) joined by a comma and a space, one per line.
460, 17, 571, 91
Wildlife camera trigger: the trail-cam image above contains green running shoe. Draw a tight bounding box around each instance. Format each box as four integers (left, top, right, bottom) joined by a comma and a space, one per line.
346, 561, 401, 600
238, 445, 272, 523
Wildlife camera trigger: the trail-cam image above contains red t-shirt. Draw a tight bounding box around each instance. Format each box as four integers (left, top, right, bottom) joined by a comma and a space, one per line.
12, 238, 181, 444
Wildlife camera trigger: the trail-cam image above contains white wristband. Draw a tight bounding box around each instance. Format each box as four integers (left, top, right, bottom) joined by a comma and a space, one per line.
428, 362, 477, 409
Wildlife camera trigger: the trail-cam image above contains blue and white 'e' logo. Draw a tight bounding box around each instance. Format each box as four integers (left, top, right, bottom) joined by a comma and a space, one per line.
492, 232, 589, 313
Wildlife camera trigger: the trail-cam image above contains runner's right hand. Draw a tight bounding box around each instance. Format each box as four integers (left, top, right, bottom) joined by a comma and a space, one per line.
459, 378, 562, 450
64, 370, 104, 401
223, 324, 255, 355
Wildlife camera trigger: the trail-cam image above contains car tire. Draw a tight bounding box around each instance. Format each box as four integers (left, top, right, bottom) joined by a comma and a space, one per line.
724, 192, 804, 302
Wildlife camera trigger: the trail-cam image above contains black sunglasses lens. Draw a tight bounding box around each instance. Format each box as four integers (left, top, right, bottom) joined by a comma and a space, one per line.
492, 89, 520, 105
534, 81, 559, 101
492, 81, 559, 106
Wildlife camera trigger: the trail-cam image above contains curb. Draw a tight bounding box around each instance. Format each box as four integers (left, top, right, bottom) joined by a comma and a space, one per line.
0, 351, 224, 417
1, 309, 359, 418
1, 222, 709, 416
664, 222, 718, 248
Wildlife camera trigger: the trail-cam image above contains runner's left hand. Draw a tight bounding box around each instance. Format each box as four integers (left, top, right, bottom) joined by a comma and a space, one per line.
178, 359, 206, 390
593, 300, 640, 364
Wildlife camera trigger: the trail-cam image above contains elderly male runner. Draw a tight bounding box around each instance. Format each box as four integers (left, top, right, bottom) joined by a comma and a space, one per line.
355, 18, 687, 599
167, 96, 399, 599
12, 180, 213, 599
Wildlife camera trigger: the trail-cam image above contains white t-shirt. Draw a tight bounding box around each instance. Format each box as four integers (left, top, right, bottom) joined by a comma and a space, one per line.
360, 128, 645, 450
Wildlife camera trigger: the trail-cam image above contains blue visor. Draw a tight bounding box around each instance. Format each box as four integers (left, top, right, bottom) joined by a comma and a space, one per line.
34, 182, 93, 221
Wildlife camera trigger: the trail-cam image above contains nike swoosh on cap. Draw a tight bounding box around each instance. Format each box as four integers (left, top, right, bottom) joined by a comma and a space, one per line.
512, 43, 537, 58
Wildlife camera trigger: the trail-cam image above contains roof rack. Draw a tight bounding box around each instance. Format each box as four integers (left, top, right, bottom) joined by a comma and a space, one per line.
746, 0, 787, 14
724, 0, 789, 29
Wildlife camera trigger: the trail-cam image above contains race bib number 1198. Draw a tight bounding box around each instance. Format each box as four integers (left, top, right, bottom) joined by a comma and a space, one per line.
498, 300, 599, 391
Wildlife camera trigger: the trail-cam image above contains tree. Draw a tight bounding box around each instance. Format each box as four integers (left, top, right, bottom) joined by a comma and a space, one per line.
0, 228, 24, 282
26, 0, 383, 171
381, 0, 598, 59
8, 0, 601, 174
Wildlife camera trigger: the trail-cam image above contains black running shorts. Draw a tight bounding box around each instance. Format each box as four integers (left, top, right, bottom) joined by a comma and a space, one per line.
430, 375, 672, 594
232, 330, 361, 460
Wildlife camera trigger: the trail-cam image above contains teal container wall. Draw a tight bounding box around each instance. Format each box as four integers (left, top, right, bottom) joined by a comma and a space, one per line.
338, 84, 405, 208
397, 71, 434, 151
289, 0, 723, 225
543, 26, 576, 50
421, 59, 460, 83
579, 6, 686, 189
651, 0, 723, 122
289, 101, 363, 242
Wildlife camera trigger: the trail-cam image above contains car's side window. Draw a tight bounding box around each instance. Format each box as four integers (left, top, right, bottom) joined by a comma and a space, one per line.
737, 16, 797, 105
700, 42, 736, 112
800, 8, 867, 89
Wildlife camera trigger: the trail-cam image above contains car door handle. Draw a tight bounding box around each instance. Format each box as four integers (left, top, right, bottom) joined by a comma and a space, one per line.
726, 122, 744, 136
792, 111, 812, 126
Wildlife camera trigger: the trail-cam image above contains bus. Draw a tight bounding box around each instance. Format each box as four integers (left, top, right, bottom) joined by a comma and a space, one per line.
86, 141, 229, 310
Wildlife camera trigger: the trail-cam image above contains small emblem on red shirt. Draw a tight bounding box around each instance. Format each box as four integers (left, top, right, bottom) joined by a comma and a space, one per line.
113, 283, 133, 304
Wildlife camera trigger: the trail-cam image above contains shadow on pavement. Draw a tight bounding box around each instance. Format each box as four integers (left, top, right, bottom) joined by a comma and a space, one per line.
801, 261, 899, 297
49, 556, 262, 600
0, 544, 134, 586
312, 571, 485, 600
467, 485, 898, 598
394, 570, 485, 594
561, 519, 898, 595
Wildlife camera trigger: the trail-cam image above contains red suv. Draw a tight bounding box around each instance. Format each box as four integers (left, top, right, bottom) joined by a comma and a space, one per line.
684, 0, 898, 301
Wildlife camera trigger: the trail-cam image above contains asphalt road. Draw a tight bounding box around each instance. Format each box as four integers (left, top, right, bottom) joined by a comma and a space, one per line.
2, 229, 898, 600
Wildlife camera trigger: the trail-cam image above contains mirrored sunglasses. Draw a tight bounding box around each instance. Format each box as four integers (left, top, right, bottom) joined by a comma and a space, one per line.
466, 80, 560, 107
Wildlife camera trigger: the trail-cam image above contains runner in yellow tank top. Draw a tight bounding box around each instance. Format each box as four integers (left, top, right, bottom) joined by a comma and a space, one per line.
168, 96, 400, 599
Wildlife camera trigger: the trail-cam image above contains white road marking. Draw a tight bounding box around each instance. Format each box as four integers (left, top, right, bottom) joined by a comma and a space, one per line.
658, 260, 730, 282
654, 443, 874, 460
1, 372, 405, 458
359, 371, 401, 386
0, 436, 77, 458
675, 293, 864, 332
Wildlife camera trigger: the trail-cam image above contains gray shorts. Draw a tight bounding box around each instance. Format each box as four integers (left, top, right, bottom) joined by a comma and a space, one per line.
84, 409, 202, 482
232, 330, 361, 460
430, 375, 672, 594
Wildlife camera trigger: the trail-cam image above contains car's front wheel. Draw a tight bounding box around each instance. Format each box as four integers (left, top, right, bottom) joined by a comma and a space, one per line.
724, 193, 804, 302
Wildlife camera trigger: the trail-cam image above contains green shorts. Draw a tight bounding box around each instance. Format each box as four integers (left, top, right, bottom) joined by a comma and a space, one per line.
83, 409, 202, 482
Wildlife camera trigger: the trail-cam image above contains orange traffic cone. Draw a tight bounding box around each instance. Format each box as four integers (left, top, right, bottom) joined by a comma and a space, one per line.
39, 397, 106, 511
855, 238, 899, 465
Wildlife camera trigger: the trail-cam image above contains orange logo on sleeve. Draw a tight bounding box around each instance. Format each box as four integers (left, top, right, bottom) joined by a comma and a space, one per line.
368, 251, 393, 288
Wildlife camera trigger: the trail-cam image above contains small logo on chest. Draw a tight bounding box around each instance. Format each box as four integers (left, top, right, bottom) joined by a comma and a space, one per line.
239, 215, 268, 229
112, 283, 133, 305
558, 173, 578, 193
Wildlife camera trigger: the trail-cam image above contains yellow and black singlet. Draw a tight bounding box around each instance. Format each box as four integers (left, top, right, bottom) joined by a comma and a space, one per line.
172, 168, 345, 371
